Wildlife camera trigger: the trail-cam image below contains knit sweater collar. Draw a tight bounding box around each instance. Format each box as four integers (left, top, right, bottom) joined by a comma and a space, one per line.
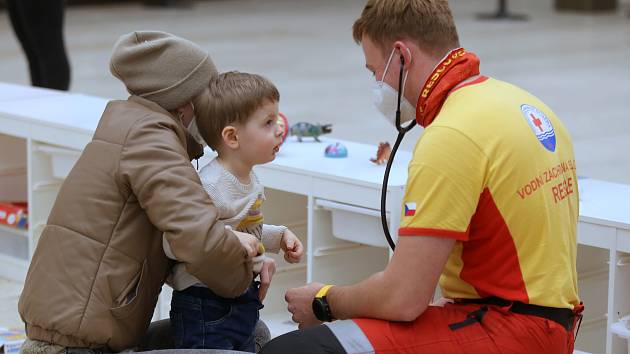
213, 158, 257, 196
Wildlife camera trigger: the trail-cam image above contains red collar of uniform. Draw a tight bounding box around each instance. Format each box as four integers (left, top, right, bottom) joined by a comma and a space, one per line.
415, 48, 481, 128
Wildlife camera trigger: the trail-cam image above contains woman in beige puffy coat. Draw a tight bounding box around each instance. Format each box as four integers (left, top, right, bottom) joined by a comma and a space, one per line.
18, 31, 269, 353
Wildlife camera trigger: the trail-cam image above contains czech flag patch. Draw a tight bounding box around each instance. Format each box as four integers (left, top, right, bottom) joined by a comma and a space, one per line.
404, 202, 416, 216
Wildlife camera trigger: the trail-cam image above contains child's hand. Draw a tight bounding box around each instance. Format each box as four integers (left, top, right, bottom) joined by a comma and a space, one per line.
232, 230, 261, 258
281, 229, 304, 263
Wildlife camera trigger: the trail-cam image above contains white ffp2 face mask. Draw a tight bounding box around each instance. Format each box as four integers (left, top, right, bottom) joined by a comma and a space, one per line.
372, 48, 416, 127
183, 102, 207, 147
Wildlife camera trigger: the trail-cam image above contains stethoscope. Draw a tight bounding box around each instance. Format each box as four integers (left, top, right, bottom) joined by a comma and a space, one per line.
380, 54, 417, 251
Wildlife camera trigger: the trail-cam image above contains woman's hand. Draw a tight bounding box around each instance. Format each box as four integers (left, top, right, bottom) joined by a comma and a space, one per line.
232, 230, 260, 258
258, 257, 277, 301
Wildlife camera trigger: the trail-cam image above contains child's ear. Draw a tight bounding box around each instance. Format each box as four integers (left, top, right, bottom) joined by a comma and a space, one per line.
222, 125, 239, 149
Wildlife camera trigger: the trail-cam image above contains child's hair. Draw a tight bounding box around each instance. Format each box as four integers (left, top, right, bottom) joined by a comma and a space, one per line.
352, 0, 459, 58
192, 71, 280, 151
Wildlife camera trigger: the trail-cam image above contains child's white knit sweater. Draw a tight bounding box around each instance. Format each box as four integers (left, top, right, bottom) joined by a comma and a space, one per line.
163, 157, 286, 291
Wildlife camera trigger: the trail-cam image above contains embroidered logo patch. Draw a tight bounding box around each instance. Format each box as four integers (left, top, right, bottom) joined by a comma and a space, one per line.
521, 104, 556, 152
404, 202, 416, 216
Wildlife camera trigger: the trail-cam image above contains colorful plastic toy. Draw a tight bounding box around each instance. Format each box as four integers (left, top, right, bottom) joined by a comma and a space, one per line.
324, 142, 348, 158
290, 122, 332, 142
370, 142, 392, 165
277, 112, 289, 144
0, 202, 28, 230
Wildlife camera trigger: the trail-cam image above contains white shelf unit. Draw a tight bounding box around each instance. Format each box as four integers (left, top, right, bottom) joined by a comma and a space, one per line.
0, 133, 29, 279
574, 238, 630, 354
28, 143, 80, 251
309, 198, 389, 286
575, 178, 630, 354
0, 224, 28, 239
611, 322, 630, 354
0, 132, 83, 282
575, 245, 610, 353
0, 90, 106, 282
610, 238, 630, 354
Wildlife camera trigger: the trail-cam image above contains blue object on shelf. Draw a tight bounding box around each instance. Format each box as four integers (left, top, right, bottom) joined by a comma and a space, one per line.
324, 142, 348, 158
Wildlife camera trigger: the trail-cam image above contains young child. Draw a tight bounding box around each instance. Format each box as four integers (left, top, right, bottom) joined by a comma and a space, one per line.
163, 71, 304, 352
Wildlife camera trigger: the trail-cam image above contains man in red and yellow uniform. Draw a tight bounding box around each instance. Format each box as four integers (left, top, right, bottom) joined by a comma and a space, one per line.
261, 1, 582, 353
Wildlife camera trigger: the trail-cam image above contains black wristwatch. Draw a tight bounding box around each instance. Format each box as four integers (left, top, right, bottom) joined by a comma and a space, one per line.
312, 285, 335, 322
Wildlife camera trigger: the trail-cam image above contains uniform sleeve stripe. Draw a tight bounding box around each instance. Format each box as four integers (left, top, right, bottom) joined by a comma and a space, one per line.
398, 227, 469, 241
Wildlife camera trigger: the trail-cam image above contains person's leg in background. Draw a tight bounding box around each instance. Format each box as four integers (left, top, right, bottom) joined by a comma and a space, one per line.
29, 0, 71, 90
6, 0, 70, 91
6, 0, 42, 86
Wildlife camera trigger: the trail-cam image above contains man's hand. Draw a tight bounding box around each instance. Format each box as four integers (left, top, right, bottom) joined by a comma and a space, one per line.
281, 229, 304, 263
258, 257, 276, 301
285, 282, 325, 329
232, 230, 260, 258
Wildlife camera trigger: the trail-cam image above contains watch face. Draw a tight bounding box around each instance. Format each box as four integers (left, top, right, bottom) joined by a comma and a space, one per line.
312, 298, 327, 321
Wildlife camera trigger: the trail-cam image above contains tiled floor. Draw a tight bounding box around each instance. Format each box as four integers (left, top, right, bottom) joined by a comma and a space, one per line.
0, 0, 629, 336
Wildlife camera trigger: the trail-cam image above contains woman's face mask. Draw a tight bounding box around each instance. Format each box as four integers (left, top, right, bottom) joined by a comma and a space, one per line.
187, 116, 207, 148
372, 48, 416, 127
182, 102, 207, 148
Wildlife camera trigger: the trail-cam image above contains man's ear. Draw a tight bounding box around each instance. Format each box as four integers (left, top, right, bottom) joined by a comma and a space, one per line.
394, 40, 412, 66
222, 125, 239, 149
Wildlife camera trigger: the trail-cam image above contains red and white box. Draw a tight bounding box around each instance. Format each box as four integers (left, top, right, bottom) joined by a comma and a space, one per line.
0, 202, 28, 230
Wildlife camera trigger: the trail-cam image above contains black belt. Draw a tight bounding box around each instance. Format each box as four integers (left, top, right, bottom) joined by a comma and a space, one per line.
454, 297, 576, 331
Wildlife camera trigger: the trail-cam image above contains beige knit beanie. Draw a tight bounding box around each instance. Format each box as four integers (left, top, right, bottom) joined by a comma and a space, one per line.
109, 31, 217, 110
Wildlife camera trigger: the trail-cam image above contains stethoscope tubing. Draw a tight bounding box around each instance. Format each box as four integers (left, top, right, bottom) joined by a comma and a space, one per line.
380, 54, 417, 251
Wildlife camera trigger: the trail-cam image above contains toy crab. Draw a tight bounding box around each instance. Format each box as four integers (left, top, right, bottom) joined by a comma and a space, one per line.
290, 122, 332, 142
370, 142, 391, 165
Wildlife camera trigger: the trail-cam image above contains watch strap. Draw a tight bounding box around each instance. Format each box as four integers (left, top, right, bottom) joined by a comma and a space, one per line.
315, 284, 334, 299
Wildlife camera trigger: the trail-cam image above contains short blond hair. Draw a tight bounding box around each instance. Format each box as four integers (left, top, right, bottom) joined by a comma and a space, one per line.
193, 71, 280, 151
352, 0, 460, 57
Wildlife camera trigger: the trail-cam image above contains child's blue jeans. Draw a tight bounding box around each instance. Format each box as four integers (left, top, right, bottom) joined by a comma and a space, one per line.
170, 281, 264, 352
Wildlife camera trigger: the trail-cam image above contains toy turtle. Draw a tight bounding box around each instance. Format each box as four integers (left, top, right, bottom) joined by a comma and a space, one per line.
290, 122, 332, 142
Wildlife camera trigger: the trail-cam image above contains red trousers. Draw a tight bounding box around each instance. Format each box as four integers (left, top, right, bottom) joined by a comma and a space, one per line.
354, 303, 580, 354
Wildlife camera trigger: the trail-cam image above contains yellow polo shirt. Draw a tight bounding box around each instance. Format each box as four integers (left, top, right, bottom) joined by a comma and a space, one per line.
399, 76, 580, 309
